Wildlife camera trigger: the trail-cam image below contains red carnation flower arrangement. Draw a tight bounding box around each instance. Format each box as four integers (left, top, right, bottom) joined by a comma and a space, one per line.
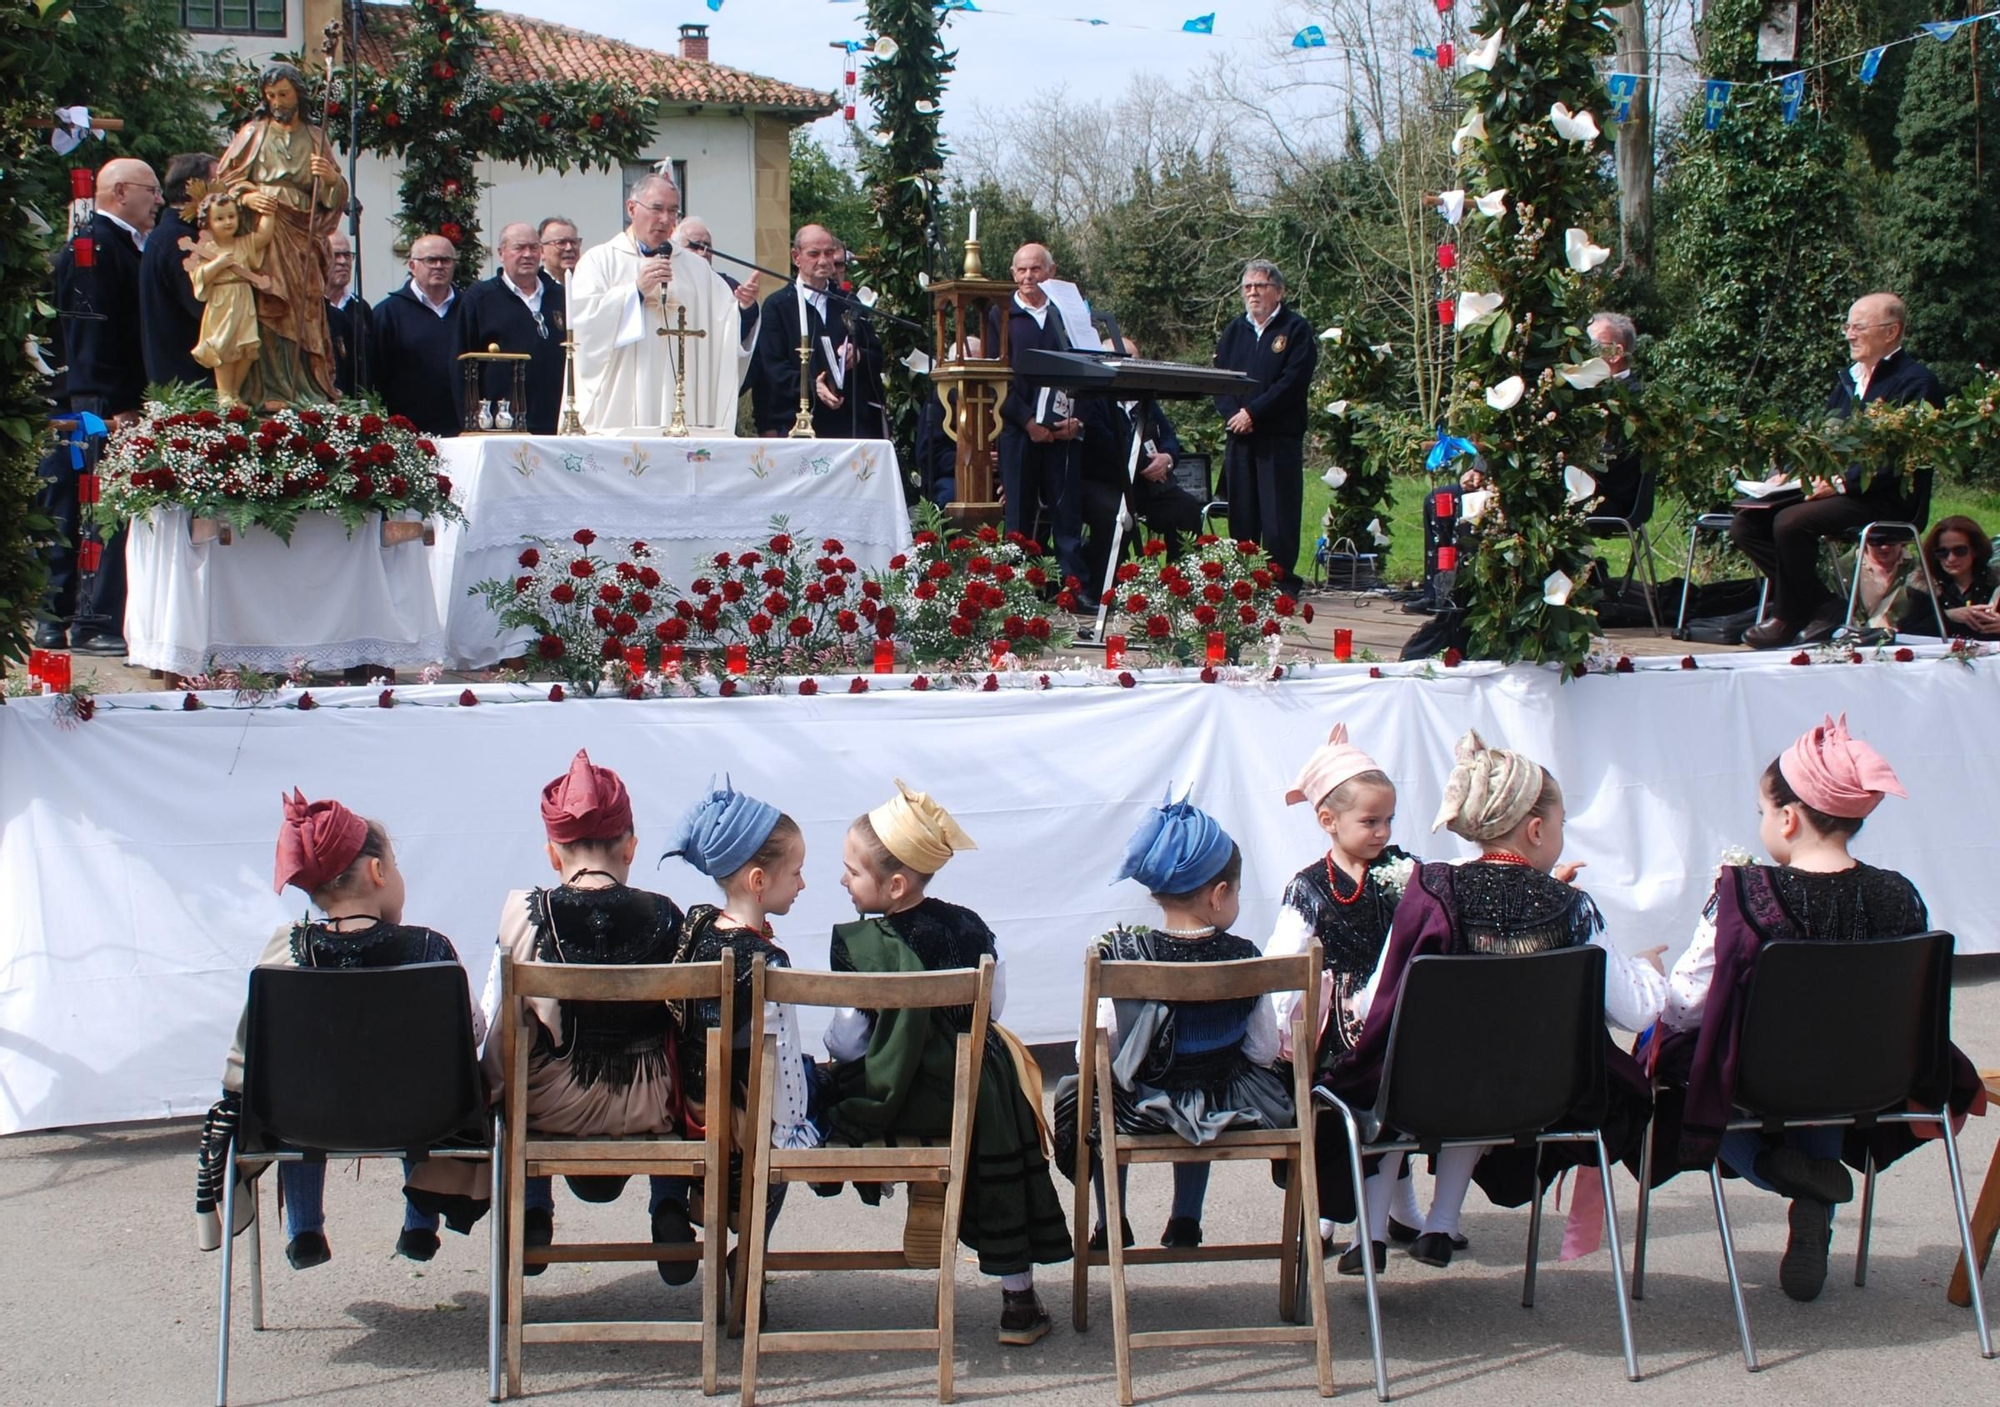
862, 501, 1070, 669
1099, 536, 1303, 667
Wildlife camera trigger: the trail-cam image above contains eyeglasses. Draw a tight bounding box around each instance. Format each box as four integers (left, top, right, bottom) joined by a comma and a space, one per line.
1242, 281, 1276, 292
328, 251, 354, 261
1937, 543, 1975, 559
531, 310, 549, 341
632, 199, 679, 218
682, 240, 712, 253
541, 237, 581, 249
413, 255, 458, 267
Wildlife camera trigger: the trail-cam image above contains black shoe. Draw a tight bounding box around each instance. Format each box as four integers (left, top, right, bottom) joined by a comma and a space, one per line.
286, 1231, 331, 1270
1387, 1216, 1420, 1245
1087, 1217, 1135, 1252
396, 1227, 440, 1262
1796, 605, 1848, 646
1336, 1240, 1387, 1277
998, 1288, 1052, 1347
522, 1206, 553, 1276
1408, 1231, 1456, 1268
70, 632, 126, 657
564, 1173, 630, 1203
1779, 1198, 1833, 1302
32, 622, 65, 649
1743, 617, 1801, 650
1401, 596, 1437, 616
1161, 1216, 1203, 1249
1756, 1148, 1855, 1206
652, 1202, 698, 1286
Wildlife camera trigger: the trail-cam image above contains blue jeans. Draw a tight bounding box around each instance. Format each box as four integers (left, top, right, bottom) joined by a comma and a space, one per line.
279, 1160, 438, 1238
523, 1175, 685, 1215
1719, 1126, 1844, 1219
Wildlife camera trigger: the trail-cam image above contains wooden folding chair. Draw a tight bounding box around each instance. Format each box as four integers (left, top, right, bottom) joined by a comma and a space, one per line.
1070, 943, 1333, 1404
499, 950, 734, 1398
736, 953, 995, 1406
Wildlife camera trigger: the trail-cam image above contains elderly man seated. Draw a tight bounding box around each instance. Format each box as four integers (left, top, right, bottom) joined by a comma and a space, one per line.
1732, 292, 1943, 649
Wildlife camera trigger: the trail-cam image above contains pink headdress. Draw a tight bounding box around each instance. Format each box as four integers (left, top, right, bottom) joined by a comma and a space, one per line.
1778, 713, 1906, 819
273, 788, 368, 895
1285, 723, 1385, 808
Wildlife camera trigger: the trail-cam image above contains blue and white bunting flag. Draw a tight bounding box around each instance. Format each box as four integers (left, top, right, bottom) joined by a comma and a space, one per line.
1293, 25, 1327, 49
1182, 12, 1214, 34
1702, 79, 1733, 131
1859, 46, 1886, 84
1606, 72, 1639, 123
1779, 71, 1805, 123
1919, 20, 1969, 43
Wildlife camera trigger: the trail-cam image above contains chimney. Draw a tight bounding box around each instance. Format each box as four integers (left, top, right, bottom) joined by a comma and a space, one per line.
678, 23, 710, 63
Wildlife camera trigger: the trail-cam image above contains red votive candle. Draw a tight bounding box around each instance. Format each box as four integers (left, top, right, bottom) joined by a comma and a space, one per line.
1437, 242, 1457, 271
1437, 545, 1458, 571
725, 642, 749, 675
1206, 632, 1226, 665
1435, 296, 1454, 325
78, 538, 102, 572
77, 473, 99, 505
1334, 629, 1354, 662
46, 652, 71, 691
988, 637, 1008, 666
73, 235, 94, 269
28, 649, 48, 683
69, 168, 93, 199
872, 638, 894, 673
1435, 41, 1454, 68
624, 646, 646, 673
661, 644, 684, 674
1105, 635, 1127, 669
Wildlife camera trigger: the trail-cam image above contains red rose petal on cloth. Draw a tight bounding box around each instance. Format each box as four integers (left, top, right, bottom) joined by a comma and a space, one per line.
459, 689, 479, 705
798, 678, 819, 696
1368, 667, 1383, 679
912, 675, 930, 691
1442, 647, 1464, 667
1680, 656, 1697, 670
1614, 656, 1634, 674
296, 692, 317, 711
1117, 671, 1136, 688
981, 673, 998, 692
548, 685, 565, 702
1790, 651, 1811, 666
720, 679, 738, 697
378, 689, 395, 708
1199, 666, 1218, 683
848, 677, 869, 694
1039, 674, 1052, 689
1894, 647, 1915, 662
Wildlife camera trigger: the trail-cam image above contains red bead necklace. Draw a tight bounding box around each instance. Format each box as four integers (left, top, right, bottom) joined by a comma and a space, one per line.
1480, 850, 1535, 868
1324, 851, 1367, 905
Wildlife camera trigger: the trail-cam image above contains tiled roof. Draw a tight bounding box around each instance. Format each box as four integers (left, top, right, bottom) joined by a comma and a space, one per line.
356, 5, 838, 115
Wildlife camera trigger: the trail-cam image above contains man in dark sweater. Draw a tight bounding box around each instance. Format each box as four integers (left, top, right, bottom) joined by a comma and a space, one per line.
372, 234, 463, 435
1213, 259, 1318, 591
323, 230, 372, 397
1732, 291, 1945, 648
41, 157, 160, 653
986, 243, 1086, 589
138, 152, 216, 392
457, 221, 565, 433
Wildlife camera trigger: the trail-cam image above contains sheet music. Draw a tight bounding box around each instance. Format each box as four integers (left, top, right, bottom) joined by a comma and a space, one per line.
1042, 279, 1103, 352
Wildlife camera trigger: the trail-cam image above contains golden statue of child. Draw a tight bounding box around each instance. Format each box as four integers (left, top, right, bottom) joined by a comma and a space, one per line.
183, 193, 277, 408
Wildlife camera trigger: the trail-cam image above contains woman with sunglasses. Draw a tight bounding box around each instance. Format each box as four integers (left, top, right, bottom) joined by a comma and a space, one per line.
1900, 515, 2000, 639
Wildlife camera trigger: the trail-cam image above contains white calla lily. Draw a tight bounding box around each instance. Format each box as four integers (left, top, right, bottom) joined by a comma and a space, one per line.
917, 271, 931, 289
1452, 109, 1487, 155
1474, 188, 1509, 219
1322, 465, 1349, 489
1563, 227, 1611, 273
1325, 399, 1349, 417
1549, 103, 1601, 143
902, 349, 933, 374
1467, 28, 1503, 71
1436, 189, 1467, 225
1367, 517, 1390, 547
1484, 375, 1526, 411
1558, 357, 1613, 389
1319, 325, 1344, 342
913, 99, 936, 114
871, 35, 899, 58
1563, 465, 1598, 504
1370, 342, 1393, 358
1543, 570, 1574, 606
1454, 290, 1504, 329
1460, 489, 1493, 524
857, 286, 879, 308
25, 335, 55, 376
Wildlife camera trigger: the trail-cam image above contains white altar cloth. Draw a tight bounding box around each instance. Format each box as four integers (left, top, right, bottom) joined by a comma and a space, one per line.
431, 435, 911, 667
4, 649, 1996, 1134
123, 508, 448, 677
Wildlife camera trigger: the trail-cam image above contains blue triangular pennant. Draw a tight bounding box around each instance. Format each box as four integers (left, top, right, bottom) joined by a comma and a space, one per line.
1292, 25, 1327, 49
1920, 21, 1968, 43
1182, 13, 1214, 34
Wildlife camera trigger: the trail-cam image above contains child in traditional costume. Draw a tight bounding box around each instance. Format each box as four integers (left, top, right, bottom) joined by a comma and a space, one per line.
1053, 794, 1293, 1254
1264, 724, 1430, 1249
659, 780, 819, 1273
496, 750, 690, 1283
1652, 714, 1984, 1302
194, 791, 490, 1268
1317, 730, 1663, 1276
818, 780, 1072, 1347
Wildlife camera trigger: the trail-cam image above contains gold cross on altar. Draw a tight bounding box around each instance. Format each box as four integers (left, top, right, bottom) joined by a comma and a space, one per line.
657, 304, 706, 437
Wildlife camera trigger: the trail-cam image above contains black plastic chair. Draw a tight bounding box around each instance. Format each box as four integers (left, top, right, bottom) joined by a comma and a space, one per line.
1585, 466, 1663, 634
217, 962, 500, 1405
1630, 932, 1992, 1369
1675, 511, 1768, 639
1314, 947, 1639, 1401
1823, 472, 1946, 640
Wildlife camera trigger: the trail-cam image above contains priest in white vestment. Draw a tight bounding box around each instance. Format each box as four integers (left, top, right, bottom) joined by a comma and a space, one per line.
568, 174, 757, 435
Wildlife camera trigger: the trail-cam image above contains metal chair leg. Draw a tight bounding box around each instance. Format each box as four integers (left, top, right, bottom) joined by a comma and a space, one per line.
1522, 1169, 1544, 1309
1907, 525, 1952, 638
1941, 1111, 1997, 1357
1838, 529, 1871, 639
1854, 1149, 1876, 1288
1674, 520, 1702, 637
1326, 1097, 1390, 1402
1597, 1135, 1642, 1383
1708, 1164, 1759, 1372
1632, 1117, 1655, 1301
247, 1184, 264, 1332
216, 1140, 239, 1407
1635, 525, 1663, 634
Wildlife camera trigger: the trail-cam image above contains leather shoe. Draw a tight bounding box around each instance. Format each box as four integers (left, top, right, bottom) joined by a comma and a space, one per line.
1336, 1239, 1387, 1277
32, 622, 65, 649
71, 633, 126, 657
1741, 617, 1800, 650
1408, 1231, 1456, 1268
1796, 604, 1849, 645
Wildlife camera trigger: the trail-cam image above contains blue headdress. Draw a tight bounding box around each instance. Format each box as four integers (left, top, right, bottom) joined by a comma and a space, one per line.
1113, 789, 1236, 894
663, 776, 782, 879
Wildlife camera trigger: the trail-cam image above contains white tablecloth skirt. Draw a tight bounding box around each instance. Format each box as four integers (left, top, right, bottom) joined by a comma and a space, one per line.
125, 508, 447, 676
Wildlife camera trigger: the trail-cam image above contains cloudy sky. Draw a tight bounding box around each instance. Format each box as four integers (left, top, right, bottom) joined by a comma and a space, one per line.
494, 0, 1342, 142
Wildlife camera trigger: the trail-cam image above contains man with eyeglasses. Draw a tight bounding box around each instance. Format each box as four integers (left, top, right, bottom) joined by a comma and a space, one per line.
458, 221, 566, 433
140, 152, 218, 393
568, 172, 755, 434
537, 216, 581, 281
673, 214, 759, 343
372, 233, 464, 435
323, 231, 373, 396
38, 156, 162, 655
1214, 259, 1318, 593
1732, 291, 1944, 649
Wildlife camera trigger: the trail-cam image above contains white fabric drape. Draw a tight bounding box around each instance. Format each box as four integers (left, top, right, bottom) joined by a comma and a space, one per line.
2, 651, 1994, 1135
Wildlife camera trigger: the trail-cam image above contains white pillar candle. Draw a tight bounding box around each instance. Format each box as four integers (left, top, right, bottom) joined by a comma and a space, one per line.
968, 207, 978, 243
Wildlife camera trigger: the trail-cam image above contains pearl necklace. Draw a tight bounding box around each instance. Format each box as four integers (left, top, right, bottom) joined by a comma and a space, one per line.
1158, 922, 1217, 938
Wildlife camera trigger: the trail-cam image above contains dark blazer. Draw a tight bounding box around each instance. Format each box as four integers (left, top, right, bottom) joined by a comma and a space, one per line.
985, 297, 1078, 432
326, 293, 374, 398
138, 208, 210, 389
1081, 399, 1184, 488
53, 212, 148, 413
372, 282, 463, 435
1212, 305, 1317, 438
751, 285, 880, 437
457, 270, 566, 434
1826, 347, 1945, 497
